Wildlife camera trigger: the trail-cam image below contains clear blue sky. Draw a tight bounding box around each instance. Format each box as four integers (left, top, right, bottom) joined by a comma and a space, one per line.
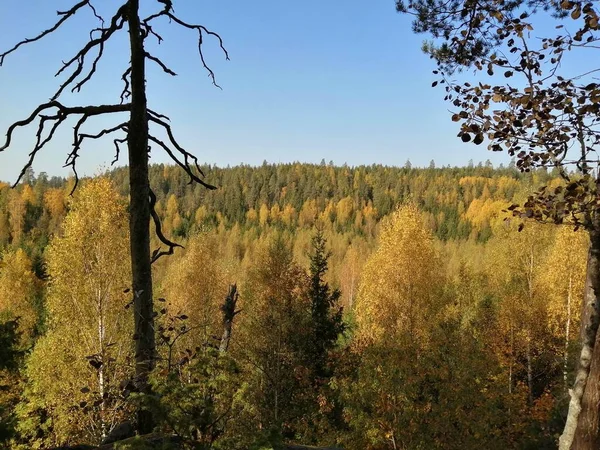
0, 0, 509, 183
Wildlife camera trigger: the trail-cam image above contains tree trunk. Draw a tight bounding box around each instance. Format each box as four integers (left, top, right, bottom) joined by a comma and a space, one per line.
98, 298, 106, 441
572, 325, 600, 449
127, 0, 156, 435
219, 284, 239, 353
527, 337, 533, 406
561, 217, 600, 449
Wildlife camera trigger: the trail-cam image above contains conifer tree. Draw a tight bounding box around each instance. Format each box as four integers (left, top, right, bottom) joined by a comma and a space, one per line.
307, 229, 345, 381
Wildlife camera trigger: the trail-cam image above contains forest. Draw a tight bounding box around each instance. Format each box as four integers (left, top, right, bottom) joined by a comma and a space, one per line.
3, 0, 600, 447
0, 162, 589, 449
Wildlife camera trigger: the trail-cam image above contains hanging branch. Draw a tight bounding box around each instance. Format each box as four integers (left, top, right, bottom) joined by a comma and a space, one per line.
142, 5, 230, 88
120, 67, 133, 103
148, 114, 217, 189
112, 137, 128, 165
149, 188, 183, 264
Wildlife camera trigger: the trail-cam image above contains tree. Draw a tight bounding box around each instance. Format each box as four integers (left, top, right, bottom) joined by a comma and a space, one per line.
160, 233, 229, 354
7, 190, 24, 245
485, 221, 553, 405
355, 203, 442, 345
0, 0, 227, 434
0, 320, 22, 443
0, 249, 40, 344
395, 1, 600, 447
237, 235, 312, 444
540, 227, 589, 391
17, 178, 132, 446
307, 229, 345, 381
347, 204, 515, 450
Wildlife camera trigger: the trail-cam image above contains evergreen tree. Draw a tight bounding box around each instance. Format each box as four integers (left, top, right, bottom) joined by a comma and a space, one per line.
0, 320, 21, 442
308, 229, 345, 381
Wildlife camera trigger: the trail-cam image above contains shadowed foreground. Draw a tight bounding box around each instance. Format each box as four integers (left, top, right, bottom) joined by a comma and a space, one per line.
50, 434, 344, 450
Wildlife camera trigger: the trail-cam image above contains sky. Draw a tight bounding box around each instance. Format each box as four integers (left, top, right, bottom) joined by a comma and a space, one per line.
0, 0, 513, 182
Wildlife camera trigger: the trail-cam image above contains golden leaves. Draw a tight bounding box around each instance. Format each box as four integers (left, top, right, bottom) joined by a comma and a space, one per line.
355, 204, 441, 345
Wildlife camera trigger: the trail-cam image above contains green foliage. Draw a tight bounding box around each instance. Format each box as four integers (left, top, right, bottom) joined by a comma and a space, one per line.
136, 347, 242, 449
0, 319, 22, 442
307, 229, 345, 381
0, 320, 21, 372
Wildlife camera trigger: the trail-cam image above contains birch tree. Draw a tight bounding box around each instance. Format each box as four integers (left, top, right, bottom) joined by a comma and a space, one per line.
541, 227, 589, 390
355, 203, 442, 345
19, 178, 132, 446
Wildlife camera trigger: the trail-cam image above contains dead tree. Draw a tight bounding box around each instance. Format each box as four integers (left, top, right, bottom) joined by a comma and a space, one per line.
219, 284, 241, 353
0, 0, 227, 434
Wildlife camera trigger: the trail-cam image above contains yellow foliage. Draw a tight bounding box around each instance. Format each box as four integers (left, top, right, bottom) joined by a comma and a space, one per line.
161, 234, 229, 349
464, 197, 509, 231
44, 188, 66, 218
195, 205, 208, 223
336, 196, 354, 225
540, 227, 588, 350
259, 203, 270, 226
281, 203, 297, 227
355, 204, 442, 345
270, 203, 281, 223
24, 178, 132, 445
21, 185, 36, 205
299, 199, 318, 228
246, 207, 258, 223
8, 189, 24, 243
0, 249, 39, 342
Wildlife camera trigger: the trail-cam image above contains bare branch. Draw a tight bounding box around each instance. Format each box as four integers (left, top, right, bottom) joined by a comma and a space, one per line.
147, 108, 170, 121
52, 3, 128, 100
142, 22, 165, 44
120, 66, 132, 104
0, 0, 91, 66
148, 115, 216, 189
113, 137, 127, 165
145, 52, 177, 76
144, 11, 229, 88
87, 1, 105, 25
149, 189, 183, 264
15, 114, 66, 189
0, 101, 130, 187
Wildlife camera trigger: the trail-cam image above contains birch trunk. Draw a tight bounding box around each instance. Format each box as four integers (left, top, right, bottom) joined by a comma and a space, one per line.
561, 217, 600, 449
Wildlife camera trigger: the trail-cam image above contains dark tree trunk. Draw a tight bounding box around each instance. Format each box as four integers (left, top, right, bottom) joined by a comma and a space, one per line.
219, 284, 239, 353
127, 0, 156, 435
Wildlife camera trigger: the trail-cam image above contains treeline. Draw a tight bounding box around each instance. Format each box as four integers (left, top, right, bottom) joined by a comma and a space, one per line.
0, 163, 586, 449
109, 160, 552, 241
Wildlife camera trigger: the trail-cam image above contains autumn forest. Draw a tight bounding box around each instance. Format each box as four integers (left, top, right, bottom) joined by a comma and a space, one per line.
0, 162, 589, 449
3, 0, 600, 448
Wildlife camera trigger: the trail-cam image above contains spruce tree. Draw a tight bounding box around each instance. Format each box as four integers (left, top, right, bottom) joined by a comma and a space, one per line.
308, 229, 345, 382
